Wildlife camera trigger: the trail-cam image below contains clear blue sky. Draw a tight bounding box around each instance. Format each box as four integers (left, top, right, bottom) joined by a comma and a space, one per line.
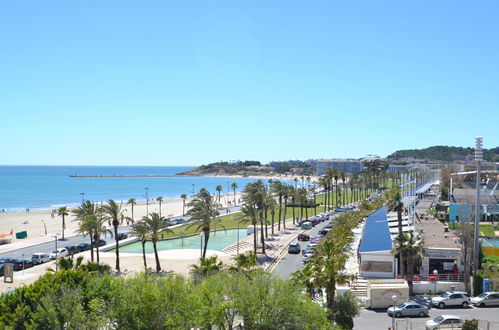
1, 1, 498, 166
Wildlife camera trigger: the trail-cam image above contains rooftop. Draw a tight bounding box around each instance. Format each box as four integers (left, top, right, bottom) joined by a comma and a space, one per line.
416, 218, 461, 250
359, 206, 393, 253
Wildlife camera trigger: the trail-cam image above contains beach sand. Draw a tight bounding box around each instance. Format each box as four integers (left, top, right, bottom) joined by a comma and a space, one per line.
0, 192, 243, 246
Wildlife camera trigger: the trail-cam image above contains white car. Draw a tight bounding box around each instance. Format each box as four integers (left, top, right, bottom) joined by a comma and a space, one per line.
31, 253, 51, 265
303, 252, 315, 263
471, 292, 499, 307
50, 248, 68, 260
425, 315, 462, 330
431, 291, 470, 308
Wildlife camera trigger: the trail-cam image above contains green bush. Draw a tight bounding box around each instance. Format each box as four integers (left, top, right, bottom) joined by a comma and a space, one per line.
462, 319, 479, 330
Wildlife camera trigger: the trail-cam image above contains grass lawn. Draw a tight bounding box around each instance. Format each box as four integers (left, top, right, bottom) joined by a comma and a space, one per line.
157, 192, 367, 239
451, 223, 497, 237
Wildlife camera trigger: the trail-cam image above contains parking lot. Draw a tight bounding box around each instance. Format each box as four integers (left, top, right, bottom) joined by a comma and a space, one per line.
355, 304, 499, 329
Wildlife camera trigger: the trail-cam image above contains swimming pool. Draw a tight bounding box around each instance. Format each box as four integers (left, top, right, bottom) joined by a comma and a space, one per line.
115, 229, 248, 253
482, 237, 499, 248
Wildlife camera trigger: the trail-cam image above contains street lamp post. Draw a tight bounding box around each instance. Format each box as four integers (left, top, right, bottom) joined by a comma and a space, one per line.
433, 269, 438, 294
145, 188, 149, 215
52, 234, 59, 272
391, 295, 397, 330
41, 219, 47, 235
473, 137, 483, 274
237, 219, 240, 256
226, 181, 230, 207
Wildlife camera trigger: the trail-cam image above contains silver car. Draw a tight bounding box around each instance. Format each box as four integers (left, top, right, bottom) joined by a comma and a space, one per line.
425, 315, 462, 330
387, 302, 429, 318
431, 291, 470, 308
471, 292, 499, 307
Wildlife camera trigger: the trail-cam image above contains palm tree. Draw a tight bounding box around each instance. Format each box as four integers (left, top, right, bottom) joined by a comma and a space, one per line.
156, 196, 164, 218
393, 232, 424, 293
229, 251, 257, 276
308, 237, 350, 321
142, 212, 172, 272
57, 207, 69, 241
130, 221, 150, 268
241, 203, 259, 255
270, 180, 284, 231
73, 200, 101, 262
387, 189, 404, 236
190, 255, 223, 282
231, 182, 238, 205
87, 214, 112, 263
242, 180, 269, 254
180, 194, 187, 216
186, 189, 221, 259
101, 199, 126, 272
215, 185, 223, 208
127, 198, 136, 221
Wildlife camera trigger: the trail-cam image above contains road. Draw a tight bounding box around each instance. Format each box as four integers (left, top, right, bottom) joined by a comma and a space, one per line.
354, 305, 499, 329
274, 213, 337, 280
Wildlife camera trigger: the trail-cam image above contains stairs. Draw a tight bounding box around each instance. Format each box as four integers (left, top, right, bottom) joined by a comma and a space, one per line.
350, 277, 367, 298
222, 241, 254, 255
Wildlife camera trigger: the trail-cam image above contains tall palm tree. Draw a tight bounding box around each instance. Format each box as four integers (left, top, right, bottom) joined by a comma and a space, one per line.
156, 196, 164, 218
127, 198, 136, 221
231, 182, 238, 205
186, 189, 221, 259
242, 180, 269, 254
142, 212, 172, 272
215, 185, 223, 207
57, 207, 69, 241
393, 232, 424, 293
87, 214, 112, 263
270, 180, 284, 231
241, 203, 259, 255
73, 200, 101, 262
130, 221, 149, 268
180, 194, 187, 216
387, 189, 404, 236
101, 199, 126, 272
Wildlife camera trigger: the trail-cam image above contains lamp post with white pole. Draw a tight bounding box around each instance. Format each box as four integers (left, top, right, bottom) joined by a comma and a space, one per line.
199, 232, 203, 258
433, 269, 438, 294
391, 295, 397, 330
473, 137, 483, 274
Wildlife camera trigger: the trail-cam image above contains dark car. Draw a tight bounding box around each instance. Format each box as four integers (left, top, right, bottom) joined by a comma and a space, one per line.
12, 259, 33, 271
288, 242, 301, 254
116, 233, 128, 240
0, 264, 4, 277
65, 245, 80, 255
92, 239, 107, 248
77, 242, 92, 251
297, 234, 310, 241
0, 257, 16, 265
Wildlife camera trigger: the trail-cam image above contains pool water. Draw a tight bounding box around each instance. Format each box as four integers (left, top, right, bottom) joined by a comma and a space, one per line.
116, 229, 248, 253
482, 237, 499, 248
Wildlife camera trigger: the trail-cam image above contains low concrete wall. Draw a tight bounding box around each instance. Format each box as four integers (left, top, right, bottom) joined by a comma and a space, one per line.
413, 281, 465, 294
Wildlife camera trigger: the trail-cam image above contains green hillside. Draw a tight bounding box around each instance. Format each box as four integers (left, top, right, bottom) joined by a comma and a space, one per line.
388, 146, 499, 162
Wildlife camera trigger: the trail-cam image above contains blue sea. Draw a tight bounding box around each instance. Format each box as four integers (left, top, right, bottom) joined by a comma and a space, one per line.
0, 166, 279, 212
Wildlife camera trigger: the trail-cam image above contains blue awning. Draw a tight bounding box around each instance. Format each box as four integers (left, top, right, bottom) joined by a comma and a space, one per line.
359, 206, 393, 253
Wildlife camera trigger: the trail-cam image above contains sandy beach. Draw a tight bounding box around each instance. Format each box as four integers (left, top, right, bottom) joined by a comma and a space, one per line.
0, 191, 243, 244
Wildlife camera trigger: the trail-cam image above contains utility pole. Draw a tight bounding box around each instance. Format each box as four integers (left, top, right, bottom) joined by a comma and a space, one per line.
473, 137, 483, 274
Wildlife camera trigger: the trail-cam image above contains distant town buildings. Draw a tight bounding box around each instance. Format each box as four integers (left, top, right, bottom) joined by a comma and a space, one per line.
314, 159, 364, 175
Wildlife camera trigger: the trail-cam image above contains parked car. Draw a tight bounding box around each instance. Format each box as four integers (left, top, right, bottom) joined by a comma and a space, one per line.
300, 221, 313, 230
387, 302, 429, 318
288, 242, 301, 254
431, 291, 470, 308
50, 248, 69, 260
31, 253, 51, 265
310, 235, 325, 243
0, 257, 16, 265
303, 252, 315, 263
471, 292, 499, 307
116, 233, 128, 240
91, 239, 107, 248
425, 315, 462, 330
77, 242, 92, 251
12, 259, 33, 271
65, 245, 80, 255
297, 233, 310, 241
0, 264, 4, 277
302, 243, 319, 255
318, 228, 331, 236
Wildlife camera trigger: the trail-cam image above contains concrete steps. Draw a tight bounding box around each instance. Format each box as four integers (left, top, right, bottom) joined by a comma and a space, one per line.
350, 278, 368, 298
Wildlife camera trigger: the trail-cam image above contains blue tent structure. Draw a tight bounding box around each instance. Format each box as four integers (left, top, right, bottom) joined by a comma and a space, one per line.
359, 207, 396, 278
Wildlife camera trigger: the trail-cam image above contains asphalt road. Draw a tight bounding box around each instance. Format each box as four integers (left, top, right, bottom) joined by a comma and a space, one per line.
274, 213, 337, 280
354, 303, 499, 329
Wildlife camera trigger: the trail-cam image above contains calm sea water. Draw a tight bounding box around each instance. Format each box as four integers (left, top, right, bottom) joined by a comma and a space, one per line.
0, 166, 278, 212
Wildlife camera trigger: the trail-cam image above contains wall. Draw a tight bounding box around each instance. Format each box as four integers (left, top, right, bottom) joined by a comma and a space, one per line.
413, 281, 465, 294
360, 251, 395, 279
